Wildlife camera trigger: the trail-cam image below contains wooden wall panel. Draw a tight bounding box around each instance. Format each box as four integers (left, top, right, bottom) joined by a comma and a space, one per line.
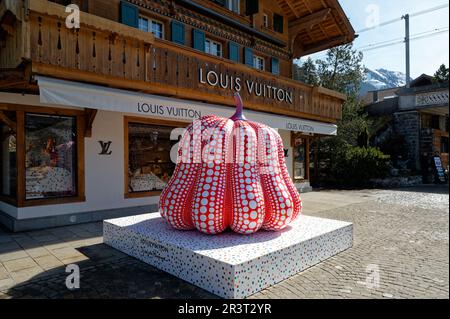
88, 0, 120, 22
11, 1, 345, 123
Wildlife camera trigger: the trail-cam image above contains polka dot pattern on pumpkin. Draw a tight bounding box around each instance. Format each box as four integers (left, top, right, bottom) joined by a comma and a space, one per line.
159, 114, 302, 235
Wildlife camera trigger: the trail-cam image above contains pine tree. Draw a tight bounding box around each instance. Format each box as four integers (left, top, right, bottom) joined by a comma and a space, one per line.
293, 44, 386, 186
293, 57, 319, 85
434, 64, 449, 83
313, 44, 368, 146
315, 43, 365, 96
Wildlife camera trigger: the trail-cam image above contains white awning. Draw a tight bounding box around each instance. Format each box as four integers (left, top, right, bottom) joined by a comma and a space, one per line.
37, 76, 337, 135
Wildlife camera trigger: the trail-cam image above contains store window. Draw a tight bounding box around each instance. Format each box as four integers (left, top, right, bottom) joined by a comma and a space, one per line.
126, 120, 181, 196
139, 16, 164, 39
25, 114, 77, 200
0, 118, 17, 198
293, 137, 307, 181
253, 55, 265, 71
205, 39, 222, 57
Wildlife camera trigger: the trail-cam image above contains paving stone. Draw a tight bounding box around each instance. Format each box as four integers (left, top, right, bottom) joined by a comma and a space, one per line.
60, 255, 90, 265
34, 255, 65, 270
3, 257, 39, 273
0, 277, 14, 290
0, 264, 9, 280
0, 186, 448, 299
0, 241, 22, 253
9, 266, 43, 284
48, 247, 86, 261
24, 247, 51, 259
0, 250, 29, 263
0, 235, 13, 244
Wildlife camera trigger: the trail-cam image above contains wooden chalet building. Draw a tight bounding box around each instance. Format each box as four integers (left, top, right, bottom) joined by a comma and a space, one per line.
0, 0, 355, 231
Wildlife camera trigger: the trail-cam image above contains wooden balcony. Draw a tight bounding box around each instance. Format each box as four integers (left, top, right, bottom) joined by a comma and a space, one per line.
1, 0, 346, 123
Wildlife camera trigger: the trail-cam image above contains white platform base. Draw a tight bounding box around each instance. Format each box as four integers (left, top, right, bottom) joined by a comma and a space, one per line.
103, 213, 353, 298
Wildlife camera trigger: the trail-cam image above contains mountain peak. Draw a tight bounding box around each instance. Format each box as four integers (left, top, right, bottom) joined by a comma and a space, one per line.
360, 68, 412, 96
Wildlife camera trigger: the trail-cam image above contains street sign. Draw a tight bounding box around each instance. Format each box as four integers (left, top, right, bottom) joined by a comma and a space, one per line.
434, 156, 446, 183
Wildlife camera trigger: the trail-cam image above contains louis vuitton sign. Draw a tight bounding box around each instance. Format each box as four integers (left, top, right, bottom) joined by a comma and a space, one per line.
199, 68, 293, 104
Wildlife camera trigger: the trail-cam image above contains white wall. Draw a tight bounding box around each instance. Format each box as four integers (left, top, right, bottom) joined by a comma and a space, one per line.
278, 129, 293, 179
17, 110, 160, 220
0, 93, 299, 220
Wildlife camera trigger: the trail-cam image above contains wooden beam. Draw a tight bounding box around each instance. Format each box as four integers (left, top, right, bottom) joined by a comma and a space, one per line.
301, 0, 331, 40
289, 8, 331, 31
0, 68, 25, 81
84, 108, 97, 138
0, 80, 28, 89
324, 0, 356, 41
284, 0, 300, 18
0, 110, 17, 131
293, 35, 347, 58
289, 8, 332, 53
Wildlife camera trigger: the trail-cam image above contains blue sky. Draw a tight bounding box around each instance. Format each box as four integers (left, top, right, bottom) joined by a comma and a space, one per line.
298, 0, 449, 78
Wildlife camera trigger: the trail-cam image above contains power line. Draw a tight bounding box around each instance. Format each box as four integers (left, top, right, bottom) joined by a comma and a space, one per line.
357, 27, 449, 51
297, 25, 449, 64
358, 17, 402, 34
410, 3, 449, 17
297, 26, 449, 63
359, 28, 449, 52
357, 3, 449, 33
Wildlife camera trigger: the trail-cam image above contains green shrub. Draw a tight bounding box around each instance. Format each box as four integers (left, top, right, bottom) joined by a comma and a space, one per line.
332, 146, 390, 187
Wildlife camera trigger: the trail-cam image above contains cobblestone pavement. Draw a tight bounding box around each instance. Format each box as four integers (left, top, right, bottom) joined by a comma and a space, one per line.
0, 186, 448, 299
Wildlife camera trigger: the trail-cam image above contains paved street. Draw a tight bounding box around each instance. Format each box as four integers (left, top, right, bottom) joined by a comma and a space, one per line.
0, 185, 448, 299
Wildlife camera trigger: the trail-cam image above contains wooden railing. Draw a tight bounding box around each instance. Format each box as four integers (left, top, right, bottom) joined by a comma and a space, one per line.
6, 0, 346, 123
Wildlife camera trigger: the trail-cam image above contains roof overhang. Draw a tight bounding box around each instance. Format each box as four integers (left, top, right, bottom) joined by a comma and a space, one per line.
277, 0, 356, 58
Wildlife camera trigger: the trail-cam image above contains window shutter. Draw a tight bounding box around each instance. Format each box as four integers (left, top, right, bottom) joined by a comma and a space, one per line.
245, 0, 259, 15
271, 58, 280, 75
171, 21, 185, 45
273, 14, 284, 33
192, 29, 206, 51
244, 47, 254, 67
228, 42, 240, 62
120, 1, 139, 28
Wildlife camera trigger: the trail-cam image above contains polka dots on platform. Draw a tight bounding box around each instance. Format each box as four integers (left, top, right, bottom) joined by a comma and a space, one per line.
159, 113, 302, 235
104, 214, 353, 299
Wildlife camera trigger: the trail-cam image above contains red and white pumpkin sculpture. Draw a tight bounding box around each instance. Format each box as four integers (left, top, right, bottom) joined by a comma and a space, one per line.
159, 94, 302, 235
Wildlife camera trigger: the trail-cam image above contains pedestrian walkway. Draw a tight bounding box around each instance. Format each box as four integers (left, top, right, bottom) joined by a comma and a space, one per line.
0, 186, 448, 299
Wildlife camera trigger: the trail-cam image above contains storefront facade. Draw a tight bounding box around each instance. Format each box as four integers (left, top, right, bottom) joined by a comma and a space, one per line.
0, 0, 354, 231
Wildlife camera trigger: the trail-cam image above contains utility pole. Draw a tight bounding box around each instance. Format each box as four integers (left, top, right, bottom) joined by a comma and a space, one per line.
402, 14, 411, 87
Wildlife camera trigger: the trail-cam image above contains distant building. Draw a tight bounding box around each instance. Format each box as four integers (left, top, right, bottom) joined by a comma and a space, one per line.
364, 74, 449, 183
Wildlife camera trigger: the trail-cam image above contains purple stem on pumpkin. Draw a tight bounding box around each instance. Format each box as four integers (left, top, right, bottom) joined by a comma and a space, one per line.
230, 93, 247, 121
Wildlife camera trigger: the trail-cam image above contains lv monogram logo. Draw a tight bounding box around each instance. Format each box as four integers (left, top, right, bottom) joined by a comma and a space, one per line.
99, 141, 112, 155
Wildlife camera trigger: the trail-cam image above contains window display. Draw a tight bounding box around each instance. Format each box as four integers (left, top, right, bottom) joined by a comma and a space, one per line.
293, 137, 307, 181
128, 122, 178, 193
25, 114, 77, 200
1, 120, 17, 198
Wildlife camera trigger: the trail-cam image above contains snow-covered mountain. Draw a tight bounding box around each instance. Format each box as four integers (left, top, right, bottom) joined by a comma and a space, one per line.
360, 68, 411, 96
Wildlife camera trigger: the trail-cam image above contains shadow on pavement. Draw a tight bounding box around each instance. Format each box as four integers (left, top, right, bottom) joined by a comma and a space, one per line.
2, 240, 216, 299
